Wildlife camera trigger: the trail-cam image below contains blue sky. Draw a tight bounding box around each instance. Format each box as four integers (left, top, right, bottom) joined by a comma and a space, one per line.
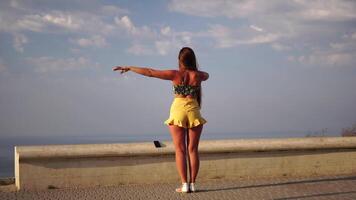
0, 0, 355, 138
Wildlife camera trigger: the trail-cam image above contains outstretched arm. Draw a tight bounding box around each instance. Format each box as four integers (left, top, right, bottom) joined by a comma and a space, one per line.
113, 66, 176, 80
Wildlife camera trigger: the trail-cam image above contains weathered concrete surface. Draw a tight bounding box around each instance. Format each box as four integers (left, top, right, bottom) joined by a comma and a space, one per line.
2, 175, 356, 200
15, 137, 356, 191
15, 137, 356, 159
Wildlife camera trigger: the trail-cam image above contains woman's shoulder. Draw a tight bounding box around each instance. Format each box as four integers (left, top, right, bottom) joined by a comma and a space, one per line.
186, 70, 209, 82
196, 70, 209, 81
196, 70, 208, 74
186, 70, 207, 75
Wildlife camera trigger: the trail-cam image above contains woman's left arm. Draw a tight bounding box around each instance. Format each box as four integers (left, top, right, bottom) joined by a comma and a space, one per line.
113, 66, 176, 80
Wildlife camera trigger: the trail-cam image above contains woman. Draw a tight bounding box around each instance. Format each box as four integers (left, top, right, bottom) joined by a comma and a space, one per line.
113, 47, 209, 193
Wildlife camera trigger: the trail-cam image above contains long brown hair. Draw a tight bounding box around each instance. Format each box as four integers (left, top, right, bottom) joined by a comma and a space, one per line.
178, 47, 202, 106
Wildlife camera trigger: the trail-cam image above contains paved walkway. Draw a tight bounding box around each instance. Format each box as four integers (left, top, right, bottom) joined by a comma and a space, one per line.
1, 175, 356, 200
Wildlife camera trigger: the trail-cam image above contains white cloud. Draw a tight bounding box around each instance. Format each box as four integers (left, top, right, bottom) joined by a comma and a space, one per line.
42, 13, 79, 30
295, 52, 355, 67
289, 33, 356, 67
15, 14, 46, 32
126, 44, 153, 55
294, 0, 356, 21
4, 5, 190, 56
13, 33, 28, 52
323, 53, 354, 66
237, 33, 280, 45
101, 5, 129, 15
26, 56, 98, 73
115, 16, 135, 33
2, 0, 355, 65
8, 12, 81, 33
154, 29, 193, 55
114, 15, 156, 39
170, 0, 356, 56
113, 16, 193, 55
271, 43, 291, 51
73, 35, 108, 48
0, 3, 125, 36
169, 0, 260, 18
181, 34, 192, 44
125, 28, 193, 56
169, 0, 356, 21
250, 25, 263, 32
207, 24, 236, 48
155, 40, 172, 55
160, 26, 171, 36
207, 24, 280, 48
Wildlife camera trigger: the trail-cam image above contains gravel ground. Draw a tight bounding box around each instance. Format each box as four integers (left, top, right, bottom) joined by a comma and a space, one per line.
1, 175, 356, 200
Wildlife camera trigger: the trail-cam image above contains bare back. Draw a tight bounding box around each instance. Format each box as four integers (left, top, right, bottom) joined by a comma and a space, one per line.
172, 70, 208, 98
172, 70, 208, 86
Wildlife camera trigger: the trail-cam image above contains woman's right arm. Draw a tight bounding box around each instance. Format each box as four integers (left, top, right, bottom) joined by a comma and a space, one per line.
113, 66, 177, 80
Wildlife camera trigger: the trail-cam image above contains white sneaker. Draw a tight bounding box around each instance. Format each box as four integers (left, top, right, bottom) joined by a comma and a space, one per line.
190, 183, 196, 192
175, 183, 189, 193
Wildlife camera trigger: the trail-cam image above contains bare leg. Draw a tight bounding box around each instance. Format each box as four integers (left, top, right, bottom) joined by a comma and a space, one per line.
186, 129, 191, 183
169, 125, 188, 183
187, 125, 203, 183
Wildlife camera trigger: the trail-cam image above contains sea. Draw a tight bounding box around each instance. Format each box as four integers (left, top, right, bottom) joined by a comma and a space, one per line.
0, 131, 339, 178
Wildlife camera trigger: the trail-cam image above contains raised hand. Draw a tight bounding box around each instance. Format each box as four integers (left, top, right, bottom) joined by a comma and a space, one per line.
113, 66, 130, 74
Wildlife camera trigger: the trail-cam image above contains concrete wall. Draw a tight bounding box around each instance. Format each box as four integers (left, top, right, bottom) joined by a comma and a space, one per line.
15, 137, 356, 190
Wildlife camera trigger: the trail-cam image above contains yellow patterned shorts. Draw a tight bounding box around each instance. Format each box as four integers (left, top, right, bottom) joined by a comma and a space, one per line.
164, 97, 207, 128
